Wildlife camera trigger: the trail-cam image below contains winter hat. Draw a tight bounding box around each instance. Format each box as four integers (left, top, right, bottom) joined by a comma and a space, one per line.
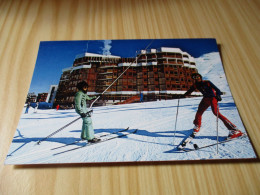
191, 73, 202, 80
76, 81, 89, 90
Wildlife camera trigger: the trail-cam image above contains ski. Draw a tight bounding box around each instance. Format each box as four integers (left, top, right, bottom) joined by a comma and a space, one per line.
182, 134, 247, 152
53, 129, 138, 155
177, 131, 198, 150
51, 127, 130, 150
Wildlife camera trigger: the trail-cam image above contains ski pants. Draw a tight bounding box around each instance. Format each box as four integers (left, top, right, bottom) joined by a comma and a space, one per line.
81, 116, 95, 140
193, 97, 237, 130
25, 107, 29, 114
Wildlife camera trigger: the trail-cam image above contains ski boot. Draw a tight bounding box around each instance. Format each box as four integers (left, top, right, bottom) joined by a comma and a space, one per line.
193, 125, 201, 134
178, 126, 200, 150
227, 130, 244, 139
88, 137, 101, 143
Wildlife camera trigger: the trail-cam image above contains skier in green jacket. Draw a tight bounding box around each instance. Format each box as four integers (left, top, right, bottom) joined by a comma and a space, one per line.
75, 81, 100, 143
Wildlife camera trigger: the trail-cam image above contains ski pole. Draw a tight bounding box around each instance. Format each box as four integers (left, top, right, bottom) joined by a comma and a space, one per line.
89, 40, 154, 109
36, 110, 93, 145
173, 98, 180, 145
216, 102, 219, 154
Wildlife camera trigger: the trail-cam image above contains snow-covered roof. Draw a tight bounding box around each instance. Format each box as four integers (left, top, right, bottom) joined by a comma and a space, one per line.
189, 57, 195, 63
62, 67, 73, 72
75, 52, 121, 59
182, 52, 191, 58
158, 47, 183, 53
138, 47, 184, 55
62, 65, 91, 72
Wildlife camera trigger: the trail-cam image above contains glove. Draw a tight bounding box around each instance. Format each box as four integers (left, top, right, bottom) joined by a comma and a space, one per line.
216, 95, 222, 101
80, 113, 87, 118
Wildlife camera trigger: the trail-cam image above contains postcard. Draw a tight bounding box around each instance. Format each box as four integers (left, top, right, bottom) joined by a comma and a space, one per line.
5, 38, 257, 165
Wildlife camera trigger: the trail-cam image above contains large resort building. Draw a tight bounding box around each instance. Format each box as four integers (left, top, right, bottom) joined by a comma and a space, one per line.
54, 47, 199, 107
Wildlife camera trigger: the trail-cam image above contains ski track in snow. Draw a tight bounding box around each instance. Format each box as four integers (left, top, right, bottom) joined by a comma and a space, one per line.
5, 52, 257, 164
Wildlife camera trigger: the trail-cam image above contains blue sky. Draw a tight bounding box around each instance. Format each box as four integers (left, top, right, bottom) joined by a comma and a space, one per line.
30, 38, 219, 94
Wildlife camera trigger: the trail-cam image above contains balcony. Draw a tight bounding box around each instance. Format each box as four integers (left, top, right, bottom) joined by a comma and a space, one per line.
118, 62, 137, 67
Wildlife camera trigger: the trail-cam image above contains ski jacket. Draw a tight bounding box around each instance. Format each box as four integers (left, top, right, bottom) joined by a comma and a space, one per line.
74, 90, 95, 115
184, 80, 222, 98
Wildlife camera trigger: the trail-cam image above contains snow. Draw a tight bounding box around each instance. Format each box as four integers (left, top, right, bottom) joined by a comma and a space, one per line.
5, 52, 257, 165
196, 52, 231, 95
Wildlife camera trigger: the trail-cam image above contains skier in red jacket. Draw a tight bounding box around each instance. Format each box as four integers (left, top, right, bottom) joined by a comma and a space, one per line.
183, 73, 244, 139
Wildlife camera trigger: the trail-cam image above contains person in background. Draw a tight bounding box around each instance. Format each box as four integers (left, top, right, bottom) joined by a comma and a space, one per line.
25, 102, 30, 114
34, 102, 39, 113
140, 92, 143, 102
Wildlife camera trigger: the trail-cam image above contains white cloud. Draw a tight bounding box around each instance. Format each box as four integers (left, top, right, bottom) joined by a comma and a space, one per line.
102, 40, 112, 55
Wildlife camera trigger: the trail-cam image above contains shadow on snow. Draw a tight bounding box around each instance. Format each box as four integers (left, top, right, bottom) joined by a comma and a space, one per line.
9, 126, 229, 157
8, 128, 137, 156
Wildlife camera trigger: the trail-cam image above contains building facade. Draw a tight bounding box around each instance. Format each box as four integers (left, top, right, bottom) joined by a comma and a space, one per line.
37, 93, 48, 102
46, 85, 58, 104
54, 47, 199, 107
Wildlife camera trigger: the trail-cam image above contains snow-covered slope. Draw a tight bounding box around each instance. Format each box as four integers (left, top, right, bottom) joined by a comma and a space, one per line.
5, 96, 256, 165
195, 52, 231, 95
5, 52, 256, 165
